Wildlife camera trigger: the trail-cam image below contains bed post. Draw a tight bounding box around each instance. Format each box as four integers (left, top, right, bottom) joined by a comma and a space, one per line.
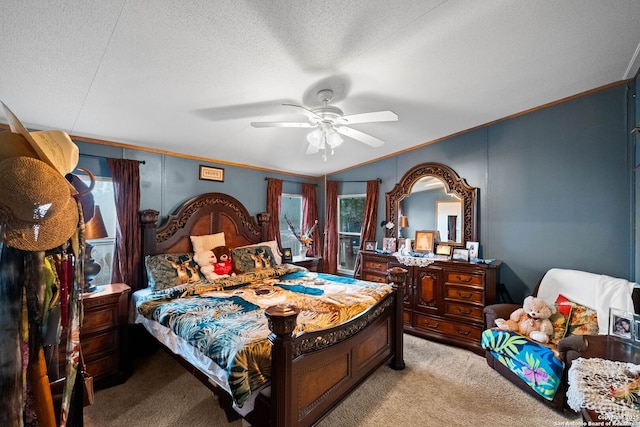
388, 267, 407, 370
256, 212, 270, 242
265, 304, 299, 427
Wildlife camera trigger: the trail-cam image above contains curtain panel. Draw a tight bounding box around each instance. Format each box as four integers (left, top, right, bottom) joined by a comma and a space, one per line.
323, 181, 339, 274
266, 178, 283, 249
353, 180, 379, 278
302, 183, 322, 258
106, 158, 142, 292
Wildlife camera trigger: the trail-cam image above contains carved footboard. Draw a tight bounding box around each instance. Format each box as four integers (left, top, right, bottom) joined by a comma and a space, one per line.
248, 267, 407, 427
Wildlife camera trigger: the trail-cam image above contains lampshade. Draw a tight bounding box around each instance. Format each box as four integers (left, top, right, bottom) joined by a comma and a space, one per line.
85, 205, 108, 240
400, 216, 409, 228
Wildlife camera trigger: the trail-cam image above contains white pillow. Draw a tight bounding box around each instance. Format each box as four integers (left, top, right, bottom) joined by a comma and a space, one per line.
190, 232, 226, 254
237, 240, 282, 265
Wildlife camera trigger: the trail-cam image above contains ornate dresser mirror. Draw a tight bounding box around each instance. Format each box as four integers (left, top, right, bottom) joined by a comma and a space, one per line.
385, 162, 477, 245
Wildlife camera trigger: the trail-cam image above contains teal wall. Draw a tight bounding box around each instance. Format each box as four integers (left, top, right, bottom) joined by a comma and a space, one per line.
76, 79, 637, 302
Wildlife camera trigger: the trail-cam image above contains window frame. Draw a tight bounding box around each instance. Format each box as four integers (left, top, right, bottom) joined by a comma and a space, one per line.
337, 193, 366, 275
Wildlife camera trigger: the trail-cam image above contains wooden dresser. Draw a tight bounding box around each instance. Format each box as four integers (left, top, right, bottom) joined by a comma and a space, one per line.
358, 251, 501, 354
59, 283, 130, 388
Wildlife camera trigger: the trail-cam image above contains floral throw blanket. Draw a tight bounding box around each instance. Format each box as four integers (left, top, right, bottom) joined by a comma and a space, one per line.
481, 329, 565, 400
136, 268, 393, 407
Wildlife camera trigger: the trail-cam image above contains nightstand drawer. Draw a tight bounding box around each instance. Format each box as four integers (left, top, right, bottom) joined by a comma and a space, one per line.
82, 305, 117, 334
82, 329, 118, 358
363, 272, 388, 283
85, 352, 117, 380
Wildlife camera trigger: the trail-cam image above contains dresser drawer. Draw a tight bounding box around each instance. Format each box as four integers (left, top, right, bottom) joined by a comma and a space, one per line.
444, 285, 484, 304
445, 302, 484, 322
445, 271, 483, 287
363, 259, 389, 273
414, 314, 483, 341
85, 352, 117, 380
362, 272, 388, 283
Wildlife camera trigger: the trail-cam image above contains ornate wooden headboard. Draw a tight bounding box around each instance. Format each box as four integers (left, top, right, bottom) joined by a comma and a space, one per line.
139, 192, 270, 258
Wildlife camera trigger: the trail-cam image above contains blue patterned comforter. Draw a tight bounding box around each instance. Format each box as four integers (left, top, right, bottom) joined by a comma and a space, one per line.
136, 267, 393, 407
481, 329, 565, 400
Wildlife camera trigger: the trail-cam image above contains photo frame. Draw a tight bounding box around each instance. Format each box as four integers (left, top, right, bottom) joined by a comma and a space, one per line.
383, 237, 397, 252
452, 247, 470, 262
282, 247, 293, 263
364, 240, 377, 251
609, 308, 633, 339
414, 230, 435, 252
634, 314, 640, 343
466, 241, 479, 258
436, 244, 452, 257
199, 165, 225, 182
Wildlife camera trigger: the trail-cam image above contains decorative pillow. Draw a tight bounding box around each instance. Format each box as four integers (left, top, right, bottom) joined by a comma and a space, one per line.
190, 232, 225, 254
145, 253, 203, 291
555, 294, 599, 336
231, 245, 277, 274
549, 304, 572, 344
235, 240, 282, 265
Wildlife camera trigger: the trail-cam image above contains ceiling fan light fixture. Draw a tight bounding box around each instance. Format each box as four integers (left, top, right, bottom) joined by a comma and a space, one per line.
306, 127, 323, 147
327, 130, 343, 148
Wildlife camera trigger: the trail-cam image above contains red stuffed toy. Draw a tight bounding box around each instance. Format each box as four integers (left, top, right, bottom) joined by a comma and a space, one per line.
213, 246, 234, 276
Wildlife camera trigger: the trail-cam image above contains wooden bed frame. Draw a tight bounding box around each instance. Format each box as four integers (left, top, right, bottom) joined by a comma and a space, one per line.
138, 192, 407, 427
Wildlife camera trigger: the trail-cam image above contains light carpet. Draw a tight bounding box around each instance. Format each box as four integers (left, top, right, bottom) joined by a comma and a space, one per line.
84, 334, 581, 426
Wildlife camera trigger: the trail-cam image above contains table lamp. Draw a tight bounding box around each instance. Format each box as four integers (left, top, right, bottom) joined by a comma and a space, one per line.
399, 215, 409, 238
84, 205, 108, 292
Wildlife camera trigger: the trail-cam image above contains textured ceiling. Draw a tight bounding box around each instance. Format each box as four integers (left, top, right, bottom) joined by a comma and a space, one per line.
1, 0, 639, 176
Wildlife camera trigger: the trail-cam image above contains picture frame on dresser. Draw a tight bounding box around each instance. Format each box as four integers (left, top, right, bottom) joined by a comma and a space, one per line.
414, 230, 435, 252
634, 314, 640, 343
436, 244, 452, 257
382, 237, 396, 252
364, 240, 377, 251
452, 247, 470, 261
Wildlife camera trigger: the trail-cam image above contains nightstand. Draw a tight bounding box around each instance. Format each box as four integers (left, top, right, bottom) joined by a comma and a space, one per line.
292, 256, 322, 272
79, 283, 130, 388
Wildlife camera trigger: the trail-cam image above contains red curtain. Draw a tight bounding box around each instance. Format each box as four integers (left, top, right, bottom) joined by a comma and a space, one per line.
323, 181, 338, 274
106, 159, 142, 292
353, 180, 379, 278
266, 178, 283, 248
302, 183, 321, 257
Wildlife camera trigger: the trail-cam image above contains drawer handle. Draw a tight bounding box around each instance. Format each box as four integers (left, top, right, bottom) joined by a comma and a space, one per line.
456, 291, 473, 299
456, 275, 473, 283
456, 307, 472, 315
426, 321, 439, 329
455, 327, 471, 336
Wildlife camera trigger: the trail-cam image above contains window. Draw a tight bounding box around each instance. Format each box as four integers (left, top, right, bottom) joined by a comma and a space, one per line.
338, 194, 366, 273
280, 194, 303, 255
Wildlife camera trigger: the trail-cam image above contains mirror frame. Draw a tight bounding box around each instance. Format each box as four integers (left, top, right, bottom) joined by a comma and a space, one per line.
385, 162, 477, 244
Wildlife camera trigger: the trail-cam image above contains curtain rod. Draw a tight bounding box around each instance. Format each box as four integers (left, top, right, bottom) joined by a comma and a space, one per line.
339, 178, 382, 183
80, 153, 146, 164
264, 177, 317, 186
265, 177, 380, 184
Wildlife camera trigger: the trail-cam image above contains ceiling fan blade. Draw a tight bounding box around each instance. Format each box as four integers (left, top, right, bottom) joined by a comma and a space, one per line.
336, 126, 385, 147
282, 103, 323, 121
339, 110, 398, 124
251, 121, 315, 128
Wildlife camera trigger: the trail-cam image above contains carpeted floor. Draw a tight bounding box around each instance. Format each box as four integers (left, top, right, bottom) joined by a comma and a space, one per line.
84, 334, 581, 426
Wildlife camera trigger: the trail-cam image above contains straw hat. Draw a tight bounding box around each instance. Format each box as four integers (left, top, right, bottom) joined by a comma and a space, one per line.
0, 156, 79, 251
0, 101, 79, 176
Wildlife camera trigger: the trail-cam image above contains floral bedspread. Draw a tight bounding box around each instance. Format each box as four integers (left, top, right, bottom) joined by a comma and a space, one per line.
481, 329, 565, 400
136, 267, 393, 407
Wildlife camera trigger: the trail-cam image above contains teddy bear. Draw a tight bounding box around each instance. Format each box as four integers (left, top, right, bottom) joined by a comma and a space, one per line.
212, 245, 234, 276
193, 250, 228, 281
494, 295, 556, 344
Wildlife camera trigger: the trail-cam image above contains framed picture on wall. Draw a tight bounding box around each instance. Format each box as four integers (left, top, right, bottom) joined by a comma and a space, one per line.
414, 230, 435, 252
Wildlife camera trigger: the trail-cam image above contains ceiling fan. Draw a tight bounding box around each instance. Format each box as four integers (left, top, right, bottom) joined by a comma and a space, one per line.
250, 89, 398, 160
